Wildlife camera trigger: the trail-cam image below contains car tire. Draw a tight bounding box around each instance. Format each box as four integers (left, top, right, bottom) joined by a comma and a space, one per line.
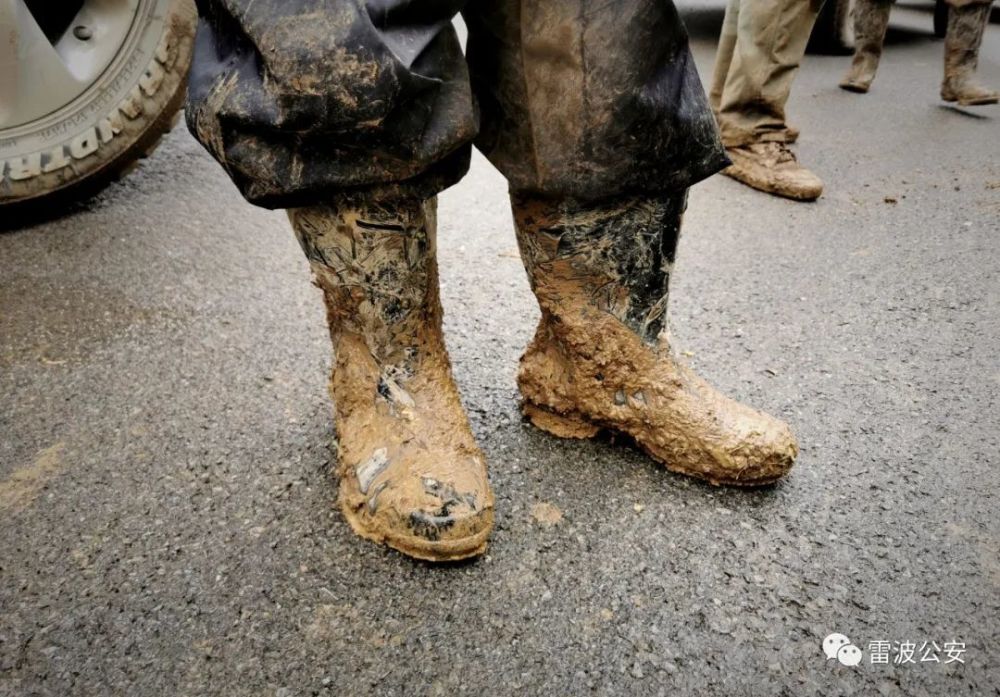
0, 0, 196, 217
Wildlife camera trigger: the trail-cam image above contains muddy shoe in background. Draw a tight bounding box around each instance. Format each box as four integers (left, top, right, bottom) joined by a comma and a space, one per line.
288, 198, 494, 561
512, 194, 798, 486
723, 141, 823, 201
941, 3, 998, 106
839, 0, 892, 93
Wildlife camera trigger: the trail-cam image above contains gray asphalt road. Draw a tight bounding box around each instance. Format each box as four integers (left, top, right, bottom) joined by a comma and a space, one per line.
2, 5, 999, 696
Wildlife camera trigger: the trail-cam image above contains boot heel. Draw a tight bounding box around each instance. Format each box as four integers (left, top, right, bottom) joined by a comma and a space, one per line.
523, 402, 601, 439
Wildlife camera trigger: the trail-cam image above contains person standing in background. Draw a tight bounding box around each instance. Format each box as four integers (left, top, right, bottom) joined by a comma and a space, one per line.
710, 0, 825, 201
840, 0, 998, 106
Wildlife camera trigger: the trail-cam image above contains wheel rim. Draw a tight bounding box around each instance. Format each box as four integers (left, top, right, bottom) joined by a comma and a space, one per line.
0, 0, 141, 130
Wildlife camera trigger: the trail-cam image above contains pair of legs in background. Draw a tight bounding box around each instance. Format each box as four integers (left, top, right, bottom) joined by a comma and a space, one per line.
186, 0, 798, 561
710, 0, 826, 201
841, 0, 998, 105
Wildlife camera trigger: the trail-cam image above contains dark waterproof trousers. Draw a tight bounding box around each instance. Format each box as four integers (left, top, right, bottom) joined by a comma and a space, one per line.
186, 0, 729, 209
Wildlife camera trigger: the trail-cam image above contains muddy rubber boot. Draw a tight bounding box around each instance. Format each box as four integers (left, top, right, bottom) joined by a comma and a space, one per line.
513, 194, 798, 486
723, 141, 823, 201
288, 198, 494, 561
941, 3, 999, 106
839, 0, 892, 93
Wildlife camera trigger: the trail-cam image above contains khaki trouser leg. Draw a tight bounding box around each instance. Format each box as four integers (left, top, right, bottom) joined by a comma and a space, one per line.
709, 0, 741, 112
714, 0, 823, 146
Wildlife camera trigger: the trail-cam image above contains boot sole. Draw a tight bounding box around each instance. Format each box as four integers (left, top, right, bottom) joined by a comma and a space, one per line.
839, 81, 871, 94
522, 402, 785, 488
339, 493, 493, 563
942, 94, 1000, 106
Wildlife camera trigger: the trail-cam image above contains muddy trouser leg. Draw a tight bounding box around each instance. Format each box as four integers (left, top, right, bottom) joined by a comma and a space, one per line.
184, 1, 494, 561
941, 0, 998, 105
840, 0, 893, 93
463, 2, 798, 484
714, 0, 823, 146
710, 0, 743, 112
462, 0, 728, 201
185, 0, 477, 207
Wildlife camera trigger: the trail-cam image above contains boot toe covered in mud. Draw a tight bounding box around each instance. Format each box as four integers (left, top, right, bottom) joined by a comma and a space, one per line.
338, 435, 494, 561
331, 338, 494, 561
646, 361, 798, 484
724, 142, 823, 201
513, 194, 798, 486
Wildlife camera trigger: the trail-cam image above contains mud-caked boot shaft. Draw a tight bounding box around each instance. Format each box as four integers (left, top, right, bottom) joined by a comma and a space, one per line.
839, 0, 892, 93
289, 198, 493, 561
941, 3, 999, 106
513, 193, 798, 486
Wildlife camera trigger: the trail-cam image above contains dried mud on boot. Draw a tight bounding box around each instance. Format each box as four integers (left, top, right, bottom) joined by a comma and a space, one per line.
289, 198, 494, 561
512, 193, 798, 486
941, 3, 999, 106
